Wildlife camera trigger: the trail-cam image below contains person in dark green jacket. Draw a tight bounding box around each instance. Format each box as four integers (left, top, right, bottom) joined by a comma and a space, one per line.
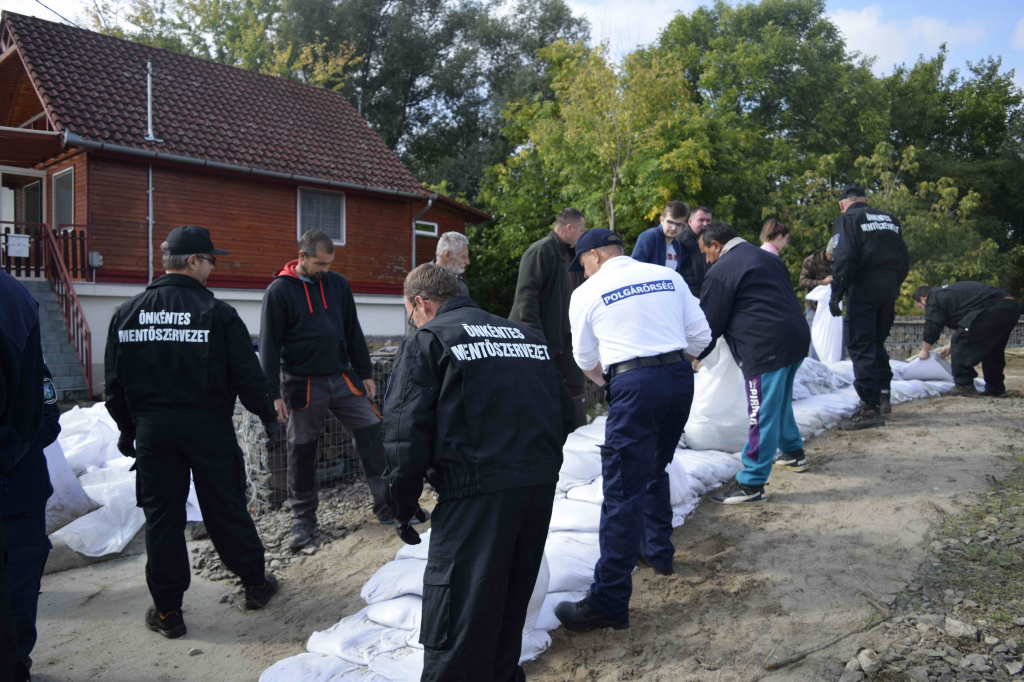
509, 208, 587, 428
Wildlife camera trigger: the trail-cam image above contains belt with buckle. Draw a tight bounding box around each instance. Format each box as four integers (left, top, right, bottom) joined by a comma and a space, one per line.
606, 351, 685, 378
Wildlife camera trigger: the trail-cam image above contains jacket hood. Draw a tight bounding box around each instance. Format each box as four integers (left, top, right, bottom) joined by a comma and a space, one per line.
273, 260, 328, 314
275, 259, 303, 280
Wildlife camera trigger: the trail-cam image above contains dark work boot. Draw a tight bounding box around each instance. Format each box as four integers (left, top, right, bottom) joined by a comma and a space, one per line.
244, 573, 279, 610
980, 386, 1007, 398
145, 606, 187, 638
838, 404, 885, 431
950, 384, 980, 397
636, 552, 673, 576
555, 598, 629, 632
287, 522, 315, 551
880, 390, 892, 414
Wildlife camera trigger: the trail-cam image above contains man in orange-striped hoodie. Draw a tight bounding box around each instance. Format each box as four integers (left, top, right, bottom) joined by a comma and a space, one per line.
260, 229, 428, 551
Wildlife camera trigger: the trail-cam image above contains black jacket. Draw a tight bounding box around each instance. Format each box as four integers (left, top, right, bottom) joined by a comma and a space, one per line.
1, 364, 58, 515
105, 274, 276, 433
923, 281, 1014, 345
830, 202, 910, 301
697, 240, 810, 378
509, 232, 583, 353
0, 270, 45, 477
259, 261, 373, 400
383, 297, 573, 507
677, 227, 709, 298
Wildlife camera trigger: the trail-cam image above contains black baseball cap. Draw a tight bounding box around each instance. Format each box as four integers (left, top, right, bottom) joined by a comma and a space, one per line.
568, 228, 623, 272
840, 183, 866, 200
164, 225, 229, 256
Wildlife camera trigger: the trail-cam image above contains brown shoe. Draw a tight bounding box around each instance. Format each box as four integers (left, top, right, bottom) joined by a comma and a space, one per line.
950, 385, 980, 397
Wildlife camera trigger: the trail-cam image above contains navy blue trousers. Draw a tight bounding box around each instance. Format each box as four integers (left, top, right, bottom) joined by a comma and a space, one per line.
586, 361, 694, 623
3, 506, 51, 678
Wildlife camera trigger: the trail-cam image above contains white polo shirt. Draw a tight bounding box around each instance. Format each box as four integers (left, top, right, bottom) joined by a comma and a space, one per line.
569, 256, 712, 371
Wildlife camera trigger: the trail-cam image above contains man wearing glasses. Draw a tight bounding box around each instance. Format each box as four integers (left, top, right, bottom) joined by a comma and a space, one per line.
630, 201, 690, 276
104, 226, 281, 638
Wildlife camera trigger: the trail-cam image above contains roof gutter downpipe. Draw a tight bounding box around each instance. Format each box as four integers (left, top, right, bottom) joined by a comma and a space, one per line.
62, 133, 436, 202
410, 197, 434, 271
147, 164, 154, 284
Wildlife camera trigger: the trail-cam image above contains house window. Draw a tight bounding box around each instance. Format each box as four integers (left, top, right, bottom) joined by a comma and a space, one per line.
53, 168, 74, 229
23, 182, 41, 224
297, 188, 345, 245
414, 220, 438, 237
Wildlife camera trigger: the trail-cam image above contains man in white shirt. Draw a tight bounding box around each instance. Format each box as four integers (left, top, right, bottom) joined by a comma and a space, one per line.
554, 229, 712, 633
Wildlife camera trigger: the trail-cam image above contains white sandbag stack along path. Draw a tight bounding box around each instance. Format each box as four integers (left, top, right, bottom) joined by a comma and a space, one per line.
261, 343, 970, 681
49, 403, 202, 557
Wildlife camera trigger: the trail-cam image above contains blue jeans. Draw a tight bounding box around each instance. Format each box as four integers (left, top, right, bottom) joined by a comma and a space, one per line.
586, 361, 694, 622
735, 362, 804, 488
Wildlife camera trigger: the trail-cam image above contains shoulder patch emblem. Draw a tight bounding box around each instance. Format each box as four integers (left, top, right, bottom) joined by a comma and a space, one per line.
831, 234, 840, 249
43, 377, 57, 404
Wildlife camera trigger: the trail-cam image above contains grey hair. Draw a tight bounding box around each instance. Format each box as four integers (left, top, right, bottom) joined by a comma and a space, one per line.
298, 229, 336, 257
161, 241, 193, 271
404, 263, 464, 302
700, 221, 739, 247
436, 231, 469, 260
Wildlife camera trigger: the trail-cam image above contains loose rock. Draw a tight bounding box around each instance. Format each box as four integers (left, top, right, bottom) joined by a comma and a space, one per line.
857, 649, 882, 676
945, 617, 979, 641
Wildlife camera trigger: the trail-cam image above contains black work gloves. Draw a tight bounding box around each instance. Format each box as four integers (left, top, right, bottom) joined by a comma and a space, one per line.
117, 431, 136, 458
395, 508, 429, 545
829, 298, 843, 317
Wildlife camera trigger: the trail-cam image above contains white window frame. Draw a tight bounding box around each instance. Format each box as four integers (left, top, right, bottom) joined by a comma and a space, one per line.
296, 187, 346, 246
414, 220, 439, 237
22, 180, 42, 224
52, 167, 74, 231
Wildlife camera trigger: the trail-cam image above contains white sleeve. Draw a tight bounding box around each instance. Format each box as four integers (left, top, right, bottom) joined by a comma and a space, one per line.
680, 285, 712, 358
569, 290, 601, 371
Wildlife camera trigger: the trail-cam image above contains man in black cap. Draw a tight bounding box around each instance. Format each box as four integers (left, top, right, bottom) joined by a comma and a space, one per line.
105, 226, 281, 639
828, 184, 909, 429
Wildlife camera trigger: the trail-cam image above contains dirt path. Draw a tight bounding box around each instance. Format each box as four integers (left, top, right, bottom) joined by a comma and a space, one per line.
31, 360, 1024, 682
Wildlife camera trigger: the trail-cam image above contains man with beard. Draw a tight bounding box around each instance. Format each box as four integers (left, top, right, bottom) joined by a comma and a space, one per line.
259, 230, 429, 551
434, 232, 471, 298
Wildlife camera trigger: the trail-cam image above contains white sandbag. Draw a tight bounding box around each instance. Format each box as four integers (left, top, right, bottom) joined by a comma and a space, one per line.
900, 355, 954, 382
59, 409, 119, 474
361, 559, 426, 604
259, 653, 363, 682
368, 648, 424, 681
674, 449, 743, 493
889, 360, 908, 380
557, 435, 603, 488
682, 344, 749, 452
824, 360, 856, 386
524, 554, 550, 632
806, 285, 844, 362
565, 478, 603, 505
545, 535, 600, 593
394, 529, 431, 561
890, 380, 930, 402
308, 608, 389, 665
665, 456, 693, 507
537, 591, 587, 632
43, 441, 99, 535
547, 498, 601, 534
570, 418, 606, 441
52, 470, 145, 556
794, 358, 836, 396
365, 595, 422, 631
520, 630, 552, 663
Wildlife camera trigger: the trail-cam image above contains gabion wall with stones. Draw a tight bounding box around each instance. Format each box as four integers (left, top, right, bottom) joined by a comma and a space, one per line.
235, 353, 396, 511
885, 315, 1023, 361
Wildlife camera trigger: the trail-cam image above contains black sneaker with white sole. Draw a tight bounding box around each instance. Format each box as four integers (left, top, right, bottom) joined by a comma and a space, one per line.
775, 449, 809, 473
145, 606, 187, 638
710, 483, 767, 505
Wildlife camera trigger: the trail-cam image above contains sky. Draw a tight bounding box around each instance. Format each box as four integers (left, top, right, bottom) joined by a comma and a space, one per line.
2, 0, 1023, 87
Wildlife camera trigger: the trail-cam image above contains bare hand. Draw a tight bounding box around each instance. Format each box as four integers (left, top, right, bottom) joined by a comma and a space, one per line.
362, 379, 377, 400
274, 398, 289, 424
822, 275, 833, 285
939, 344, 951, 359
918, 349, 930, 361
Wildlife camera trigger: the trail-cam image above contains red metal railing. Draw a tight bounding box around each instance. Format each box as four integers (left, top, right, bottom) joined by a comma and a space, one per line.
2, 221, 93, 398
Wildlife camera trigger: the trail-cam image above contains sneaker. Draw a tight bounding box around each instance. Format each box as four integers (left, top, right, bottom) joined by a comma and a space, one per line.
775, 449, 809, 473
710, 483, 767, 505
636, 552, 673, 576
880, 391, 892, 414
838, 404, 884, 431
554, 598, 629, 632
980, 388, 1007, 398
244, 573, 279, 610
950, 384, 980, 397
145, 606, 187, 638
287, 523, 315, 551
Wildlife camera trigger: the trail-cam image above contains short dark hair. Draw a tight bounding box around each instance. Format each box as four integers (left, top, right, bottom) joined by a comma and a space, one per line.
913, 285, 933, 303
663, 201, 690, 221
692, 205, 712, 217
700, 221, 738, 247
299, 229, 336, 257
404, 263, 464, 302
555, 207, 585, 229
760, 218, 789, 243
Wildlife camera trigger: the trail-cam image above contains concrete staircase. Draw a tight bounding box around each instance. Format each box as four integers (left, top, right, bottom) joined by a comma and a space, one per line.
21, 280, 91, 401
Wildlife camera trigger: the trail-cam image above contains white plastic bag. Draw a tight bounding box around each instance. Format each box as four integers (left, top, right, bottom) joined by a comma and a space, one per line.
43, 441, 99, 535
900, 355, 954, 382
52, 464, 145, 556
259, 653, 363, 682
58, 404, 122, 474
806, 285, 844, 362
683, 344, 749, 452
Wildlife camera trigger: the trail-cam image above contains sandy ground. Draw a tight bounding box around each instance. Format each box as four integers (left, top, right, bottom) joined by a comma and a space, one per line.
31, 358, 1024, 682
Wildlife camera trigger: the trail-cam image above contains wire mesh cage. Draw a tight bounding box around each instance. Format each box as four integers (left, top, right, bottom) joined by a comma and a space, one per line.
235, 352, 396, 512
884, 315, 1023, 360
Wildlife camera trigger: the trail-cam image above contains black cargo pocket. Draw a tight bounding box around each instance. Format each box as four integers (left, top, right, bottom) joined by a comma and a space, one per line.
419, 560, 454, 650
281, 373, 310, 410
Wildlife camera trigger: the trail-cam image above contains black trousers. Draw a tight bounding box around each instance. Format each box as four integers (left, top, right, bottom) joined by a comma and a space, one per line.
0, 517, 21, 682
950, 299, 1021, 393
845, 276, 898, 407
420, 483, 555, 682
135, 420, 266, 612
3, 506, 50, 678
555, 335, 587, 429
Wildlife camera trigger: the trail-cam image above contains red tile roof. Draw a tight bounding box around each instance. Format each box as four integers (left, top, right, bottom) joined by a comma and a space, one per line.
2, 11, 429, 196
